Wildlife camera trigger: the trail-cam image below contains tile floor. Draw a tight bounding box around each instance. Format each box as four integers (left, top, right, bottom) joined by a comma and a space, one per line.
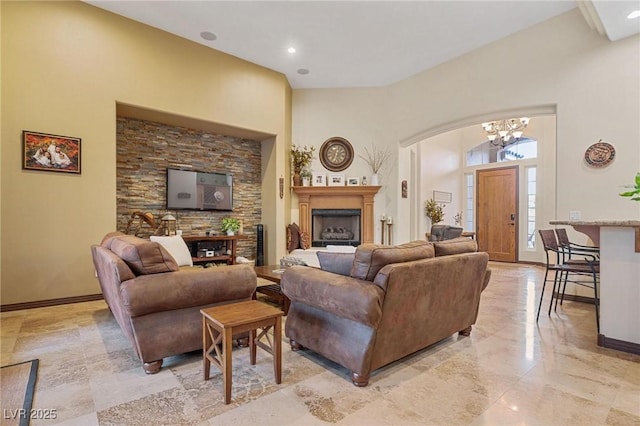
1, 262, 639, 425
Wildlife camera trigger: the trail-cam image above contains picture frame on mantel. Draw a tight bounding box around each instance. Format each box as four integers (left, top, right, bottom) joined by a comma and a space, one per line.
23, 130, 81, 174
328, 174, 346, 186
312, 172, 326, 186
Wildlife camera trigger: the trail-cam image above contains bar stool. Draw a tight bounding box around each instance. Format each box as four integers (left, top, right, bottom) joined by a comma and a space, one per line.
537, 229, 600, 332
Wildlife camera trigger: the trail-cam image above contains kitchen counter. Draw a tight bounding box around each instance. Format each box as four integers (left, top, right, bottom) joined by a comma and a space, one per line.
549, 220, 640, 249
549, 220, 640, 353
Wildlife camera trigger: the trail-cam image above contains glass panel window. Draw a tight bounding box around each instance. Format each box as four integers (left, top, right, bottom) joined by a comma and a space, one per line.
466, 137, 537, 166
465, 173, 474, 231
526, 166, 537, 249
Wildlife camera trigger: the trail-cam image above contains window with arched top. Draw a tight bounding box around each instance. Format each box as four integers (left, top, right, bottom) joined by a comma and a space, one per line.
466, 137, 537, 167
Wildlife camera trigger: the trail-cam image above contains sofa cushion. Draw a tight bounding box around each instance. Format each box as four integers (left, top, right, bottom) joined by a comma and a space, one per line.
150, 235, 193, 267
101, 231, 127, 247
433, 237, 478, 256
317, 251, 355, 276
350, 240, 435, 281
103, 234, 179, 275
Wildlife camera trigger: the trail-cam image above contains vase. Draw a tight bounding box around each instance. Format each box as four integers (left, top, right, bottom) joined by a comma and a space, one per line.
370, 174, 379, 185
226, 230, 235, 236
302, 177, 310, 187
293, 172, 301, 186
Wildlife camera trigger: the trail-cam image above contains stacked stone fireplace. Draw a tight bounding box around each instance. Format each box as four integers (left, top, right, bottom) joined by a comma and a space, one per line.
292, 186, 381, 246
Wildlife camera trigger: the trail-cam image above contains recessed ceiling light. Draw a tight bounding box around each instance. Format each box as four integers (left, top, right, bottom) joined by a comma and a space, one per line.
297, 68, 310, 75
287, 47, 296, 54
200, 31, 217, 41
628, 10, 640, 19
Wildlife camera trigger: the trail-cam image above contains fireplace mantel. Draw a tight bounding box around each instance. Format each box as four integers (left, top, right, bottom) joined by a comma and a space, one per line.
293, 186, 381, 244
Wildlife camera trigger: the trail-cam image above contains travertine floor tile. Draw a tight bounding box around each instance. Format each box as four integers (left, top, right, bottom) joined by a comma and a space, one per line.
1, 262, 638, 425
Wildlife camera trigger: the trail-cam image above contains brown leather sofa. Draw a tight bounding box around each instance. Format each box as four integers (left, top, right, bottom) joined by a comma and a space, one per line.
281, 238, 491, 386
91, 232, 256, 374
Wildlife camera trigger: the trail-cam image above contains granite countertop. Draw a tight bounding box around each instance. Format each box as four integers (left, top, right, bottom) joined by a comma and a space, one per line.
549, 220, 640, 227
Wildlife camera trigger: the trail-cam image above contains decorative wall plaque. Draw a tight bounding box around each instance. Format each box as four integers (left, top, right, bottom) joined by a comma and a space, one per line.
584, 140, 615, 168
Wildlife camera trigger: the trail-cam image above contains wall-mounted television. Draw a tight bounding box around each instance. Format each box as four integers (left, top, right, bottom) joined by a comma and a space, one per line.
166, 168, 233, 211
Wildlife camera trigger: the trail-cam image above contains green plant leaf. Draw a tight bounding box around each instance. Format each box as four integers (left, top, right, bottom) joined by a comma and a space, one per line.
619, 173, 640, 201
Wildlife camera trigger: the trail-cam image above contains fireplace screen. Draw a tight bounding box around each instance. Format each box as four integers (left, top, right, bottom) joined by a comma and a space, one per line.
311, 209, 361, 247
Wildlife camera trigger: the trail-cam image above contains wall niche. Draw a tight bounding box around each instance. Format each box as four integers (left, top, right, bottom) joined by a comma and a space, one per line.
116, 116, 262, 260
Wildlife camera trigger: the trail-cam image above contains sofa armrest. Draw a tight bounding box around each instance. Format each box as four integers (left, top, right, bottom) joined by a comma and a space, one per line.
281, 266, 384, 327
120, 264, 257, 317
482, 268, 492, 291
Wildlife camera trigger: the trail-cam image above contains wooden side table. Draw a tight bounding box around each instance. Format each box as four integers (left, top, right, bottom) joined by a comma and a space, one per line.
253, 265, 290, 314
200, 300, 283, 404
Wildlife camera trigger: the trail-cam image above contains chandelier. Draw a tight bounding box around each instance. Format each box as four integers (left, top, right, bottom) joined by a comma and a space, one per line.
481, 117, 530, 147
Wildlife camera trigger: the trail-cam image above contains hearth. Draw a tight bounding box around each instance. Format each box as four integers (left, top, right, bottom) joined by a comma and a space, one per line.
312, 209, 361, 247
292, 186, 382, 245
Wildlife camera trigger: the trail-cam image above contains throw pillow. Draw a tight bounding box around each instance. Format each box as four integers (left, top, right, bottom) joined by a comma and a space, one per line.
350, 240, 435, 281
107, 234, 179, 275
433, 237, 478, 256
317, 251, 355, 276
287, 223, 301, 252
299, 231, 311, 249
150, 235, 194, 267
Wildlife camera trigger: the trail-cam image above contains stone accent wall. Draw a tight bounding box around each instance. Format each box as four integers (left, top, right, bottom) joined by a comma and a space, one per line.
116, 117, 261, 260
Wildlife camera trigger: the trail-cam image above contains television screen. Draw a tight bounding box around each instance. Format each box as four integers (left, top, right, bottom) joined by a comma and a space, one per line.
166, 168, 233, 211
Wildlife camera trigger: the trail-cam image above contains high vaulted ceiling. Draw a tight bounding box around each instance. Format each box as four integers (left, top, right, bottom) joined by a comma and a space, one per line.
87, 1, 640, 89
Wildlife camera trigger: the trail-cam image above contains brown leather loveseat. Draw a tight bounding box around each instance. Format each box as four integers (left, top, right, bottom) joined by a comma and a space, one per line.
281, 238, 490, 386
91, 232, 256, 374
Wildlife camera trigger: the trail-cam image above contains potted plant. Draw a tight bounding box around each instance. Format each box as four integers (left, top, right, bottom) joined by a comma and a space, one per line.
290, 145, 315, 186
424, 198, 445, 225
221, 217, 241, 236
620, 172, 640, 201
300, 169, 312, 186
359, 144, 392, 185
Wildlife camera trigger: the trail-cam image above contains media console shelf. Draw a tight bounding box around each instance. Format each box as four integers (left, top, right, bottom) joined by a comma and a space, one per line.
182, 235, 246, 265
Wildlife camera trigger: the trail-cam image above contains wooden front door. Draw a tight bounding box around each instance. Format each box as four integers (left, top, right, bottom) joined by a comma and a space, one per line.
476, 166, 518, 262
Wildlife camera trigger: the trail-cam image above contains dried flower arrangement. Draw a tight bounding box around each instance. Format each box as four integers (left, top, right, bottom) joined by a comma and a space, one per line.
359, 145, 392, 175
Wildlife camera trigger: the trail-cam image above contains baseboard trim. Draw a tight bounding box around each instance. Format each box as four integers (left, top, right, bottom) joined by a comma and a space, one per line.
0, 294, 104, 312
598, 334, 640, 355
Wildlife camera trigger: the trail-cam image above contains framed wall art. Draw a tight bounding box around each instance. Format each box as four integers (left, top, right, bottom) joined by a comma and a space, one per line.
433, 190, 452, 203
23, 130, 81, 174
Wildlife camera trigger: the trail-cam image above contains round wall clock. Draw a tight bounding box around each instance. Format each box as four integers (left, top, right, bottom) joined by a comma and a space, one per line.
584, 140, 615, 168
319, 137, 354, 172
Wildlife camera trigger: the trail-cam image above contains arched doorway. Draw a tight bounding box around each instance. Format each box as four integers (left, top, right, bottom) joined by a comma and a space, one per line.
403, 112, 556, 264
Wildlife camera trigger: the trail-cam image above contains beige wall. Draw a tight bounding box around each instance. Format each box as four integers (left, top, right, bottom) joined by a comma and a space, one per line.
292, 88, 393, 241
1, 2, 291, 304
293, 9, 640, 254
